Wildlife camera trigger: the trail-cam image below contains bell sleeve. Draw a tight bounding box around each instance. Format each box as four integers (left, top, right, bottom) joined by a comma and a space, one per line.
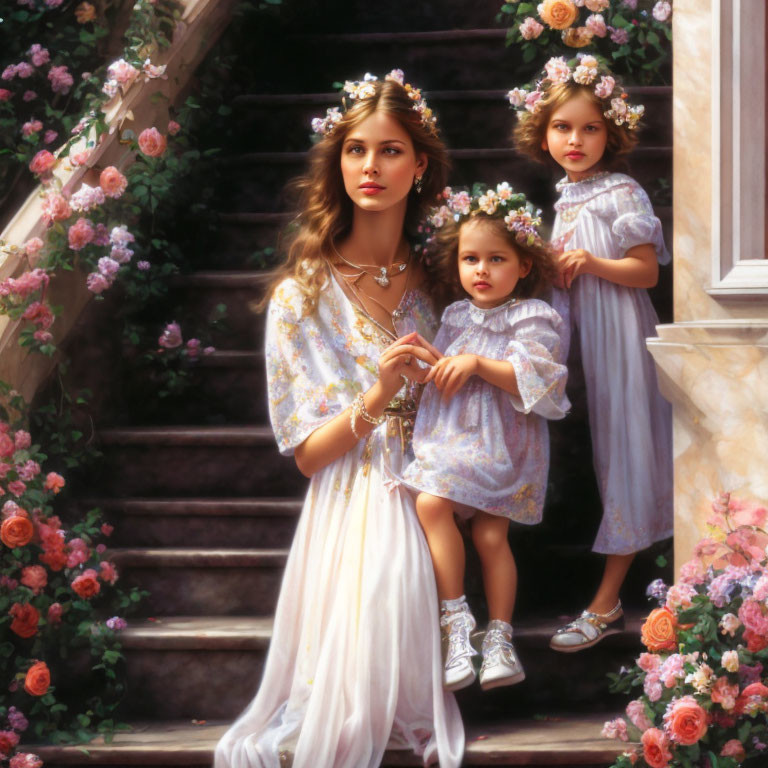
504, 301, 570, 420
265, 279, 351, 456
608, 181, 670, 265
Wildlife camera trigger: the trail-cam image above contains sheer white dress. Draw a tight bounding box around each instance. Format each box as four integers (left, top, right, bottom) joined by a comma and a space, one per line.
214, 276, 464, 768
550, 171, 673, 555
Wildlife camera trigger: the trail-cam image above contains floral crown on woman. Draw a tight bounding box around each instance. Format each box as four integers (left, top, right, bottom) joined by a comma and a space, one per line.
426, 183, 545, 249
310, 69, 437, 137
507, 54, 645, 130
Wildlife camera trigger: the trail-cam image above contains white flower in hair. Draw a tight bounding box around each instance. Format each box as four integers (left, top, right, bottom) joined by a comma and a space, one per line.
507, 87, 527, 107
594, 75, 615, 99
496, 182, 514, 201
478, 190, 499, 215
545, 56, 571, 84
448, 190, 472, 215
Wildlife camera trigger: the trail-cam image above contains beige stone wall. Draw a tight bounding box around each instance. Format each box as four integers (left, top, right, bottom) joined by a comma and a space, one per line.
650, 0, 768, 570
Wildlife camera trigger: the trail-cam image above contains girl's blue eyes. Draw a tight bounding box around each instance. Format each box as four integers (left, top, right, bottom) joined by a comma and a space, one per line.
347, 145, 401, 155
462, 255, 505, 263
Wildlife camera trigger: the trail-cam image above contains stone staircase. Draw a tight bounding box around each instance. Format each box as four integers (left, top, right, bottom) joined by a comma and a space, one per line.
30, 1, 673, 765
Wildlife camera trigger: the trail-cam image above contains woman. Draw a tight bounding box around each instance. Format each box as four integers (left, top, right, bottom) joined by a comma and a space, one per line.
214, 71, 464, 768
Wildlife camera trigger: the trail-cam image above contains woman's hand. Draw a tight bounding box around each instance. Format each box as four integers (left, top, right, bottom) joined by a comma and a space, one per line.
557, 248, 595, 289
424, 354, 478, 401
378, 332, 440, 398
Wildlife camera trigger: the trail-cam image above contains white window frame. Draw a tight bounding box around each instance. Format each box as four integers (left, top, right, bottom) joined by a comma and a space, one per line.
709, 0, 768, 296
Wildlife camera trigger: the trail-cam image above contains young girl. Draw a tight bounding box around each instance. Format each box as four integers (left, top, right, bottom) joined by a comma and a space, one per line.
215, 71, 464, 767
510, 56, 674, 651
402, 185, 569, 691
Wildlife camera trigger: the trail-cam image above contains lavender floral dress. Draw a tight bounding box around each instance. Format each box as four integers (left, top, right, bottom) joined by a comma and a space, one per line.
403, 298, 569, 522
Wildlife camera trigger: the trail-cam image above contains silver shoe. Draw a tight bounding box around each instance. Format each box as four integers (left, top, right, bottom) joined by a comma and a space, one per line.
440, 606, 479, 691
479, 620, 525, 690
549, 601, 624, 653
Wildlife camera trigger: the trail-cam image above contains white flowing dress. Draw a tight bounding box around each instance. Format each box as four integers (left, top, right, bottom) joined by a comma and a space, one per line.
403, 298, 569, 522
550, 171, 673, 555
214, 276, 464, 768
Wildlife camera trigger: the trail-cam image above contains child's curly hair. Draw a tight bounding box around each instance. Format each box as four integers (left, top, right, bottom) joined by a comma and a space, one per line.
429, 215, 559, 305
514, 80, 638, 170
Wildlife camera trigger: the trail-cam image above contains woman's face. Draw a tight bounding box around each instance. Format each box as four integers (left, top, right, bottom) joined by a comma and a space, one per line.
340, 110, 427, 213
543, 92, 608, 182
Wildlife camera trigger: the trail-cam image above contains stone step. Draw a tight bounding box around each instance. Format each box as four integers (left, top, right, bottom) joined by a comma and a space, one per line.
95, 426, 305, 497
230, 87, 672, 153
221, 147, 673, 215
217, 211, 288, 257
30, 715, 625, 767
109, 548, 288, 616
91, 497, 301, 548
108, 614, 642, 720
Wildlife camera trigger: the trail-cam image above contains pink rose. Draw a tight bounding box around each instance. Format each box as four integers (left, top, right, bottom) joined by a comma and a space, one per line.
66, 537, 90, 569
610, 26, 629, 44
601, 717, 629, 742
16, 63, 34, 79
0, 730, 20, 758
585, 13, 607, 37
27, 44, 50, 67
47, 602, 63, 625
70, 150, 90, 167
720, 739, 746, 762
86, 272, 111, 294
663, 695, 708, 745
101, 523, 114, 536
107, 59, 139, 87
28, 150, 56, 176
44, 471, 65, 494
519, 17, 544, 40
48, 65, 74, 94
67, 217, 94, 251
33, 330, 52, 344
0, 434, 14, 458
626, 699, 653, 732
43, 130, 57, 145
641, 728, 672, 768
20, 565, 47, 595
524, 90, 543, 113
41, 193, 71, 225
10, 754, 43, 768
14, 430, 31, 449
23, 90, 37, 102
8, 480, 27, 497
710, 676, 739, 710
138, 127, 167, 157
637, 653, 662, 673
665, 583, 697, 613
0, 89, 11, 101
22, 120, 43, 137
167, 120, 181, 135
739, 599, 768, 636
652, 1, 672, 22
595, 75, 615, 99
159, 321, 183, 349
99, 166, 128, 198
99, 560, 118, 584
24, 238, 44, 257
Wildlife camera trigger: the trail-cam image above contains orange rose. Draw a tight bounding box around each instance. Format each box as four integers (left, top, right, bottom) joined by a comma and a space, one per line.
75, 2, 96, 23
10, 602, 40, 639
71, 568, 100, 599
1, 515, 34, 548
24, 661, 50, 696
562, 26, 594, 47
641, 728, 672, 768
641, 607, 678, 651
539, 0, 578, 30
663, 696, 707, 745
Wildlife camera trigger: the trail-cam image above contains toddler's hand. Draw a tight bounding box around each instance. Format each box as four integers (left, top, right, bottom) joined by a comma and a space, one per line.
424, 354, 477, 402
558, 248, 595, 289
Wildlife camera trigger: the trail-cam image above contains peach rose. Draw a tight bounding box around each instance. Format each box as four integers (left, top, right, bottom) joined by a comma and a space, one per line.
641, 607, 678, 652
710, 676, 739, 710
9, 602, 39, 639
641, 728, 672, 768
539, 0, 578, 30
23, 661, 50, 696
562, 26, 594, 47
663, 696, 707, 745
71, 568, 100, 599
99, 166, 127, 199
20, 565, 47, 595
138, 127, 167, 157
44, 472, 65, 494
75, 2, 96, 23
41, 193, 71, 225
1, 515, 34, 548
28, 150, 56, 175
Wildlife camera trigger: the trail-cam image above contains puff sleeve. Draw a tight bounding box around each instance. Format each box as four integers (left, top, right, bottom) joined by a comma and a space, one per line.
608, 181, 670, 265
265, 279, 351, 455
503, 302, 570, 420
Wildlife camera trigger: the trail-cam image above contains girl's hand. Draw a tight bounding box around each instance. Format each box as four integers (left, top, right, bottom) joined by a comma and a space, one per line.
424, 354, 478, 401
558, 248, 595, 289
378, 332, 439, 397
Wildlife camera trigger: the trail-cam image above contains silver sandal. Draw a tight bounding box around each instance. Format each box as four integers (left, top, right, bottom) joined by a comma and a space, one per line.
549, 601, 624, 653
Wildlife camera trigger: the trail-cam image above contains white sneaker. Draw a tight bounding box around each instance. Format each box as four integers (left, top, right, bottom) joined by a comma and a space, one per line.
440, 606, 479, 691
479, 620, 525, 691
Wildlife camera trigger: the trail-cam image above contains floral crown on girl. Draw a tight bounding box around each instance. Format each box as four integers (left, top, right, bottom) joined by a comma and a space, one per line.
426, 183, 545, 249
310, 69, 438, 137
507, 54, 645, 130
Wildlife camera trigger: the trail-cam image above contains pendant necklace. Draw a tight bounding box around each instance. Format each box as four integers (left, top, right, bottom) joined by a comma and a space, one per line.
331, 240, 409, 288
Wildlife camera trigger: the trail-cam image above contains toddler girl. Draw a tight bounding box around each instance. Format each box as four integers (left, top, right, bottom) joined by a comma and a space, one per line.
403, 184, 569, 691
510, 56, 673, 651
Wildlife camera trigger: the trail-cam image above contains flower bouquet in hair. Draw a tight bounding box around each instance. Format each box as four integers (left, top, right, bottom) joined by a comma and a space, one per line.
497, 0, 672, 84
602, 493, 768, 767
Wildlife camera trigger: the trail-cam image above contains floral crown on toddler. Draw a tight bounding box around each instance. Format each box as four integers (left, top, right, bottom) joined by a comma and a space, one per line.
311, 69, 437, 137
507, 55, 644, 130
426, 183, 545, 249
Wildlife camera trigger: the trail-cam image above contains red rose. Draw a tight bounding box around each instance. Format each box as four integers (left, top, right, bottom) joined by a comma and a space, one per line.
23, 661, 50, 696
9, 603, 39, 638
71, 568, 100, 599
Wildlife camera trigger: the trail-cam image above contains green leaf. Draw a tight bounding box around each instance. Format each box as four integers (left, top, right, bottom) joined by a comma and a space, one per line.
655, 555, 668, 567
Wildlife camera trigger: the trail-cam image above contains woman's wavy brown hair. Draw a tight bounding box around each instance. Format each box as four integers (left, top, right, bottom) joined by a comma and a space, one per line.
513, 81, 638, 170
429, 215, 559, 304
261, 78, 451, 315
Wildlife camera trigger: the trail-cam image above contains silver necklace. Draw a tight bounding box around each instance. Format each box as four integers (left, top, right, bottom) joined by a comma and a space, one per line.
331, 240, 409, 288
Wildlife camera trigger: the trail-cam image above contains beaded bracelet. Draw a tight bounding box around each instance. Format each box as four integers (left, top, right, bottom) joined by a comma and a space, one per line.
350, 392, 385, 440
